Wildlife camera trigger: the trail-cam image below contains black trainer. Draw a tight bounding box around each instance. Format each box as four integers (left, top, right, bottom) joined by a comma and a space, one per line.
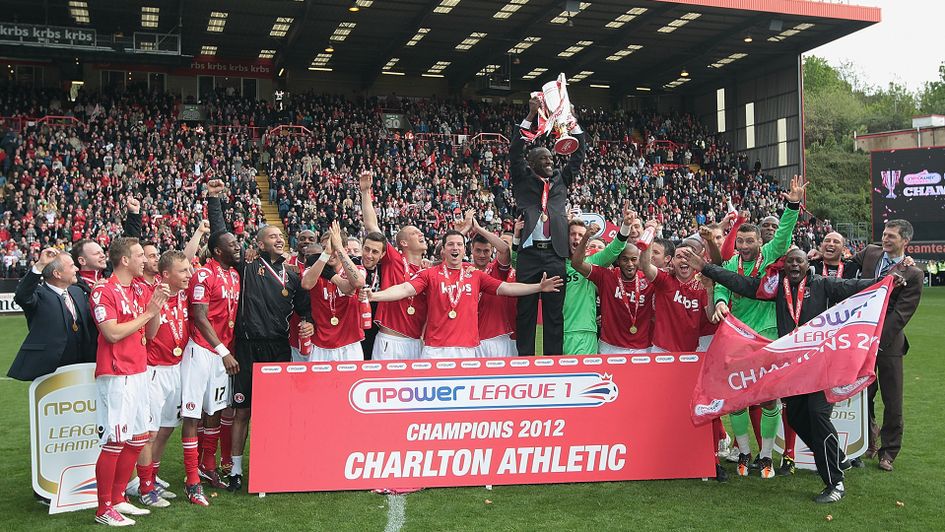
227, 474, 242, 493
715, 463, 728, 483
814, 482, 845, 504
778, 457, 796, 476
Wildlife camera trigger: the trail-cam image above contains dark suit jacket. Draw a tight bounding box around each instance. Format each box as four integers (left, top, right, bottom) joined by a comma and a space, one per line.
509, 125, 585, 259
854, 244, 923, 356
8, 271, 97, 380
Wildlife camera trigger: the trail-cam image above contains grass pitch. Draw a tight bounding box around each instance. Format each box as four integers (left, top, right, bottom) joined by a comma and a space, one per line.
1, 288, 942, 531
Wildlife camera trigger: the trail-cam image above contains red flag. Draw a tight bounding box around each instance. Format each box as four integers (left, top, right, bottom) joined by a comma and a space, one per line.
690, 277, 894, 425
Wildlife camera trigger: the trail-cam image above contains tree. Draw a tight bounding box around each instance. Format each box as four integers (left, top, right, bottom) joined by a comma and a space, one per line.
919, 62, 945, 114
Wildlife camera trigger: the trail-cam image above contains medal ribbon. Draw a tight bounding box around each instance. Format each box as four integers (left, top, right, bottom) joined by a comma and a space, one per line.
260, 257, 287, 291
167, 292, 186, 349
442, 263, 467, 313
402, 255, 417, 311
738, 253, 764, 277
822, 261, 844, 279
616, 272, 641, 331
783, 276, 807, 329
113, 278, 145, 339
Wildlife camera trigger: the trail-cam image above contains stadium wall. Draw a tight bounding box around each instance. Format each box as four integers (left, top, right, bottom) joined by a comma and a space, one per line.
689, 54, 802, 183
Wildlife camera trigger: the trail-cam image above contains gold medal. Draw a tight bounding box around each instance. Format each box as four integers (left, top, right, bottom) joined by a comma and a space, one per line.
629, 325, 638, 335
258, 266, 265, 276
72, 322, 79, 332
330, 316, 340, 326
448, 310, 457, 319
141, 336, 147, 346
541, 212, 549, 222
281, 288, 289, 297
173, 347, 183, 357
228, 320, 235, 329
407, 306, 416, 315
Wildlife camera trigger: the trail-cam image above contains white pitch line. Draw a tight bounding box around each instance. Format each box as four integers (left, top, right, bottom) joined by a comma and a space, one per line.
384, 494, 406, 532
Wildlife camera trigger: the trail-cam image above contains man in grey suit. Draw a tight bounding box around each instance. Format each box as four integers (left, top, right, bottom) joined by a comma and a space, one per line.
9, 248, 97, 381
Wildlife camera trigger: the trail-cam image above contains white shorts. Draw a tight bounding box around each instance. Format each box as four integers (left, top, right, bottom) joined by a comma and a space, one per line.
372, 332, 422, 360
599, 340, 650, 355
180, 340, 229, 419
422, 346, 477, 359
476, 334, 518, 358
147, 364, 182, 431
290, 346, 303, 363
96, 372, 149, 445
309, 341, 364, 362
648, 346, 668, 354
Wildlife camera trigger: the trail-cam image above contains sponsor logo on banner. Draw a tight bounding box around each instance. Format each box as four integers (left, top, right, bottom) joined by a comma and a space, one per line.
28, 363, 99, 514
349, 373, 619, 413
0, 292, 22, 313
903, 169, 942, 186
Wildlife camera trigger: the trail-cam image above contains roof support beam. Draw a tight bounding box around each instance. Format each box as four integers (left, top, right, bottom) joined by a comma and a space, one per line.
361, 0, 441, 89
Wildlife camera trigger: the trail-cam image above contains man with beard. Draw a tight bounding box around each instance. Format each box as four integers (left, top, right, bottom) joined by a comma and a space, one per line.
712, 176, 804, 479
507, 97, 585, 356
206, 179, 313, 492
360, 170, 428, 360
368, 231, 563, 359
571, 225, 654, 354
687, 247, 904, 503
357, 231, 386, 358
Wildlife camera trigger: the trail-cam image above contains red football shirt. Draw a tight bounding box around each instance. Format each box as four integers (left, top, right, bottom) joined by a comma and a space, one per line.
189, 259, 240, 351
588, 267, 655, 350
148, 291, 188, 366
133, 274, 162, 300
408, 264, 502, 348
478, 260, 513, 340
650, 269, 710, 352
375, 243, 427, 338
308, 266, 365, 349
91, 276, 149, 377
286, 255, 306, 350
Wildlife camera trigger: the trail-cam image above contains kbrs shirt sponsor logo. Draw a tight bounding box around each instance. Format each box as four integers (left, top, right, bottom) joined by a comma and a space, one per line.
349, 373, 619, 413
673, 290, 700, 310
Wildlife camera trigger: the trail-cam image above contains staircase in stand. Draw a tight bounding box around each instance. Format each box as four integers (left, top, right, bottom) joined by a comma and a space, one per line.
256, 172, 287, 238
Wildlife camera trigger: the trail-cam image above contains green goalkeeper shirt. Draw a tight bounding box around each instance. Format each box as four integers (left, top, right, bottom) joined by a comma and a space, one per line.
713, 204, 799, 340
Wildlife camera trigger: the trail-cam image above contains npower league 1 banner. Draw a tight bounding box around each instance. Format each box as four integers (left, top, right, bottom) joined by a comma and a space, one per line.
871, 147, 945, 258
249, 355, 715, 493
28, 363, 99, 514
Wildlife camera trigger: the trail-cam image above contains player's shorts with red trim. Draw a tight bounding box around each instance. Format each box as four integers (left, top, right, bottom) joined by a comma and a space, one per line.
147, 364, 182, 430
96, 372, 149, 445
180, 339, 229, 419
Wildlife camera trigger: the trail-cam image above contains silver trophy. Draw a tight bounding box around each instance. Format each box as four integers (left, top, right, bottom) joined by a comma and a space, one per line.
521, 73, 579, 155
881, 170, 900, 199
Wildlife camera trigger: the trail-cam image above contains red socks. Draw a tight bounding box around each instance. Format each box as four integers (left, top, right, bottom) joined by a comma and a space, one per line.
136, 462, 155, 495
750, 405, 763, 448
196, 426, 206, 467
782, 410, 797, 459
183, 437, 200, 486
113, 435, 147, 505
220, 415, 234, 467
95, 443, 123, 515
201, 426, 220, 472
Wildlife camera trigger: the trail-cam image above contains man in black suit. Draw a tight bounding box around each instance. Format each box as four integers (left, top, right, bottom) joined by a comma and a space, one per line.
852, 219, 923, 472
509, 97, 584, 355
9, 247, 97, 381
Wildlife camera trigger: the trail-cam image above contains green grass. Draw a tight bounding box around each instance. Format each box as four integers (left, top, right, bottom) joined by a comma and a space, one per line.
2, 289, 944, 531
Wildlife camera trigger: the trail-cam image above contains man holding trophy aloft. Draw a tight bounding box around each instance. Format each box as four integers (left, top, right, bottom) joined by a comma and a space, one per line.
509, 73, 585, 356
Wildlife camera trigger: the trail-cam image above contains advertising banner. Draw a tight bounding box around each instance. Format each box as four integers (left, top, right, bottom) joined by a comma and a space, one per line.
0, 23, 96, 48
28, 363, 100, 514
0, 291, 22, 313
249, 354, 714, 493
691, 278, 892, 425
871, 147, 945, 258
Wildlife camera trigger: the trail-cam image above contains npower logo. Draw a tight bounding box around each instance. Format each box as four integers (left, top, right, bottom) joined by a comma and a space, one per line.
349, 373, 619, 413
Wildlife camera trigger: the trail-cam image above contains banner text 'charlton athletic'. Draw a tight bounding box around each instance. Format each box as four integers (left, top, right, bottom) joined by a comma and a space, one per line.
249, 355, 714, 493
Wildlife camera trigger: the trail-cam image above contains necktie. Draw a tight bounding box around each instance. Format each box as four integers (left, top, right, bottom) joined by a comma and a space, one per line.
878, 257, 894, 277
542, 216, 551, 238
62, 292, 77, 321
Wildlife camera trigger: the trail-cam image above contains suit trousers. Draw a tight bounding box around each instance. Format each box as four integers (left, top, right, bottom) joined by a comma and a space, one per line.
867, 354, 904, 461
784, 391, 844, 486
515, 245, 566, 356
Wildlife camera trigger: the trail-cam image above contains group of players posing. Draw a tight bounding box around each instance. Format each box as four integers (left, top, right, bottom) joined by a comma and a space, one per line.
65, 160, 895, 524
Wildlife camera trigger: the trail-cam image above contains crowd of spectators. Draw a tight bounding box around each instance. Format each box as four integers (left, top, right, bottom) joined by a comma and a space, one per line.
0, 83, 847, 278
